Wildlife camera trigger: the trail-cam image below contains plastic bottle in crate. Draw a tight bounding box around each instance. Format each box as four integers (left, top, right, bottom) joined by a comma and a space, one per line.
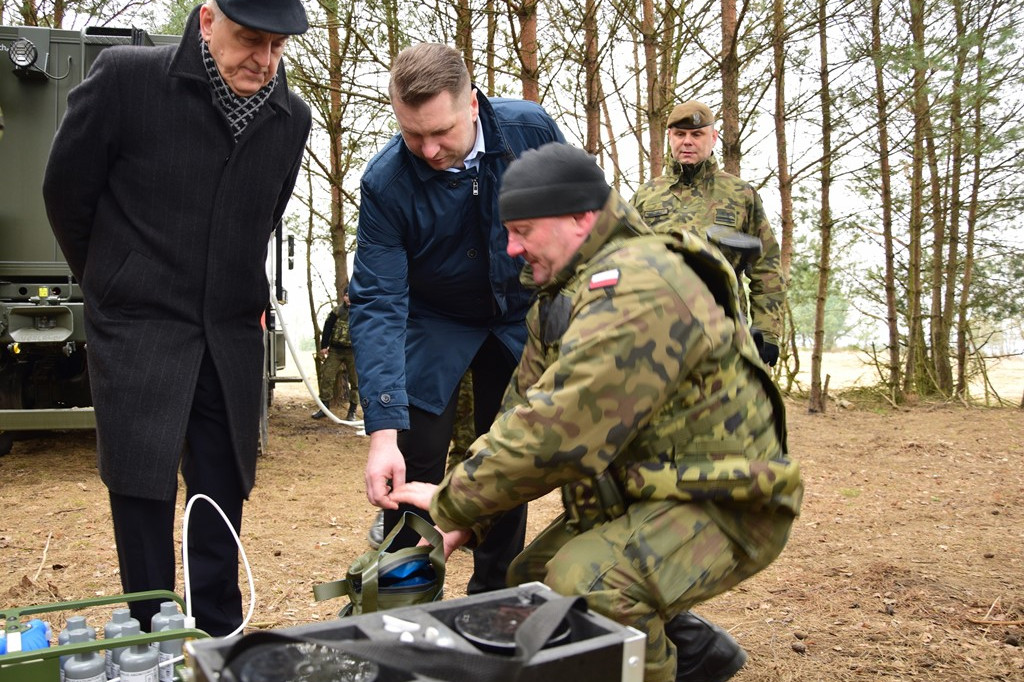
63, 629, 106, 682
104, 609, 134, 680
149, 602, 179, 652
117, 621, 159, 682
59, 617, 96, 682
157, 614, 186, 682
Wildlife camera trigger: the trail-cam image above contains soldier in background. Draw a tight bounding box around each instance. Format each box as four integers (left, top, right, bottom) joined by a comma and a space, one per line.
392, 143, 802, 682
630, 100, 786, 367
313, 286, 359, 421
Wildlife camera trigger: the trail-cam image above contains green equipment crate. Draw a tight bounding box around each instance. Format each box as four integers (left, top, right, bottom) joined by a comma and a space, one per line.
1, 590, 209, 682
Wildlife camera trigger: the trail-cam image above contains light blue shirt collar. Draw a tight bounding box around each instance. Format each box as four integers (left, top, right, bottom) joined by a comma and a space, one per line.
446, 115, 486, 173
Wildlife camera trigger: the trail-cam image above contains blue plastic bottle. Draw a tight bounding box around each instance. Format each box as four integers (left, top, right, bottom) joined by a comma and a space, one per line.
0, 618, 51, 653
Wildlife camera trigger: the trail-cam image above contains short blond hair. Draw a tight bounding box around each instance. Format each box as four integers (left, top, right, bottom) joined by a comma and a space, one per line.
389, 43, 471, 107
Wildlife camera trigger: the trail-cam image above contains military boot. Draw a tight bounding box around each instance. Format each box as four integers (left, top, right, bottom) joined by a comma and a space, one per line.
667, 612, 747, 682
346, 405, 357, 421
312, 400, 330, 419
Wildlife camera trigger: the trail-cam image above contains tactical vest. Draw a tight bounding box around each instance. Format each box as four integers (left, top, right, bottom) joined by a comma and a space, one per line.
544, 230, 801, 532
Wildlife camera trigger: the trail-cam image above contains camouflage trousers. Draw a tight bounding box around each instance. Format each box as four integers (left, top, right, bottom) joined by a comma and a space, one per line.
507, 499, 794, 682
445, 372, 476, 472
318, 346, 359, 409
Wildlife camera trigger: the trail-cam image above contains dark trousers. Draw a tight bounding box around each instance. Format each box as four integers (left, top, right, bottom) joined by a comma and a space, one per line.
386, 334, 528, 594
109, 351, 244, 636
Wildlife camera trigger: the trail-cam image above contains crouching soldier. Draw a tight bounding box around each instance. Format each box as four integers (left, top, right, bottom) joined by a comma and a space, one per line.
391, 143, 802, 682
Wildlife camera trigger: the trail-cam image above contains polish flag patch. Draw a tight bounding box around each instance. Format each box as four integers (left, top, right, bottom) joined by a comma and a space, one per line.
589, 268, 620, 290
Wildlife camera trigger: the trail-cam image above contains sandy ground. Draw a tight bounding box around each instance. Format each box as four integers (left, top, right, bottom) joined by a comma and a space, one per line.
1, 351, 1022, 680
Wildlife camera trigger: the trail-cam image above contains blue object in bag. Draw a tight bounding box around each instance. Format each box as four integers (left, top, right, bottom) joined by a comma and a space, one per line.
379, 555, 435, 588
313, 512, 446, 615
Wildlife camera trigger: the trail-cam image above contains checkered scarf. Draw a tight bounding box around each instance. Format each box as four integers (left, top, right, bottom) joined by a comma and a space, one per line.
200, 32, 277, 141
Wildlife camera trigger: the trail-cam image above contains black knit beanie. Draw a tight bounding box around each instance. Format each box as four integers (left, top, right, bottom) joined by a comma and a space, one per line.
499, 143, 611, 222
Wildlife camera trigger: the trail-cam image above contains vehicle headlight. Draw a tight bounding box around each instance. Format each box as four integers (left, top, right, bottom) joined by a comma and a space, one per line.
9, 37, 38, 69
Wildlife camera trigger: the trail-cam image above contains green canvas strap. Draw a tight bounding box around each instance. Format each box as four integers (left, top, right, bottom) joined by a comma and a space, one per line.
312, 512, 445, 613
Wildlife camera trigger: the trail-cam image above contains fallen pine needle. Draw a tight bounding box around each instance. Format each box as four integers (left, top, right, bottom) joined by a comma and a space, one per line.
34, 531, 53, 581
967, 617, 1024, 626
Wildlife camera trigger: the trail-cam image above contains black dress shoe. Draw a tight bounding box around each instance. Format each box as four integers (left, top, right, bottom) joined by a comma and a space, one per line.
666, 612, 747, 682
367, 510, 384, 549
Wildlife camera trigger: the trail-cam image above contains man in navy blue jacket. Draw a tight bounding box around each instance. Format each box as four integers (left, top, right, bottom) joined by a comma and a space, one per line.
350, 44, 748, 681
349, 43, 564, 593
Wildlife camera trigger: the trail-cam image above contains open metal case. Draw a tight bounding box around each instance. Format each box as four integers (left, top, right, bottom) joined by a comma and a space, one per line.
185, 582, 646, 682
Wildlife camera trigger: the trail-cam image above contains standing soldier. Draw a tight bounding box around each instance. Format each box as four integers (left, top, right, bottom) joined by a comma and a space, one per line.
630, 100, 786, 367
313, 287, 359, 421
393, 143, 802, 682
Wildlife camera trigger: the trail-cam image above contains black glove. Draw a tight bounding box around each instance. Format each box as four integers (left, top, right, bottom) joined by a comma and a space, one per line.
759, 341, 779, 367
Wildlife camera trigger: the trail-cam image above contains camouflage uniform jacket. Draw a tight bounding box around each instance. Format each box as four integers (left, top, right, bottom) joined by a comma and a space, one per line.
630, 155, 785, 345
320, 304, 352, 349
431, 190, 802, 556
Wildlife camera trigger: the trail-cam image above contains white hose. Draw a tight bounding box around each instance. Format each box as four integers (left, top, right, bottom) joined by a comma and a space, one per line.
181, 494, 255, 640
271, 296, 365, 433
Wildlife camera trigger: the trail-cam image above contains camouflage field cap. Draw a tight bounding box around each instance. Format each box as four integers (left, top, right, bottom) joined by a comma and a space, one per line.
667, 100, 716, 129
217, 0, 309, 35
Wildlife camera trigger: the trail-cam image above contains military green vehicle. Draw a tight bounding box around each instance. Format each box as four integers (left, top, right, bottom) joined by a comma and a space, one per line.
0, 23, 291, 456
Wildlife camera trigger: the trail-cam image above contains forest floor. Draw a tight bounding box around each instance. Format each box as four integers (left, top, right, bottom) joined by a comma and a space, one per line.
1, 352, 1022, 681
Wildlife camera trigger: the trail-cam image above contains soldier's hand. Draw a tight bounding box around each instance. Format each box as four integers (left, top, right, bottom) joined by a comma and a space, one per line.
391, 483, 471, 559
436, 527, 472, 560
760, 341, 779, 367
389, 481, 437, 512
365, 429, 405, 508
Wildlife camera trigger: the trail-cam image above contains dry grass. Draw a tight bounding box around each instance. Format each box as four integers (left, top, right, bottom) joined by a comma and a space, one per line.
2, 381, 1022, 680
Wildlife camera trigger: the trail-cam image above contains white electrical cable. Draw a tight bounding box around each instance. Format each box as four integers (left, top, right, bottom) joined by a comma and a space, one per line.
181, 493, 256, 640
105, 655, 184, 682
104, 494, 247, 682
106, 289, 362, 680
270, 295, 365, 433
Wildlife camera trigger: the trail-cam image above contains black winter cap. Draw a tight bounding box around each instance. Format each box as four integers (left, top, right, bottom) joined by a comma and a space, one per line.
499, 143, 611, 222
217, 0, 309, 35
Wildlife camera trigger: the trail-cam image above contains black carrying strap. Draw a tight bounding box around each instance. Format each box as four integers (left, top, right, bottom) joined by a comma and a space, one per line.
219, 594, 587, 682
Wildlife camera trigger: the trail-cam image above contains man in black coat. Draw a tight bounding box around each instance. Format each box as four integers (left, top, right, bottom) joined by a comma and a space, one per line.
43, 0, 311, 636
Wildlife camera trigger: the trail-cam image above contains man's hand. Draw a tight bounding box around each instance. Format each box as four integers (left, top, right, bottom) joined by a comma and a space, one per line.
365, 429, 405, 508
390, 482, 473, 559
760, 341, 779, 367
319, 347, 329, 358
389, 481, 437, 511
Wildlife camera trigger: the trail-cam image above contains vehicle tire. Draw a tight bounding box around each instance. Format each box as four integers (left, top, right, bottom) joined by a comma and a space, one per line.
0, 431, 13, 456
